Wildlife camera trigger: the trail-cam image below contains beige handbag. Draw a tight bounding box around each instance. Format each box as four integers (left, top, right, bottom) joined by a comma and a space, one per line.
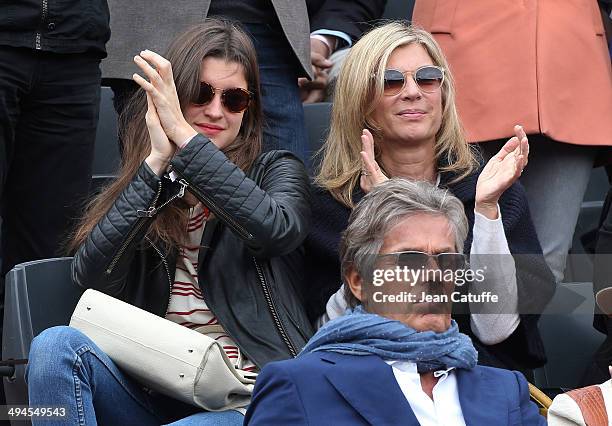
69, 289, 256, 411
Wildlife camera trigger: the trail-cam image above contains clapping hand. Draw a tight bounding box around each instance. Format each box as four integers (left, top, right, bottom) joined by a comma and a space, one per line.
359, 129, 388, 193
475, 125, 529, 219
132, 50, 197, 170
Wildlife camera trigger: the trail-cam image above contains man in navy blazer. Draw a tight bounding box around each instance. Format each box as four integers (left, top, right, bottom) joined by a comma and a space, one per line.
245, 351, 543, 425
245, 179, 546, 425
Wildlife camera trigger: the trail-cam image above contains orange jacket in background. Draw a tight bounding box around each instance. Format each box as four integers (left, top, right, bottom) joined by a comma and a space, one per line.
412, 0, 612, 146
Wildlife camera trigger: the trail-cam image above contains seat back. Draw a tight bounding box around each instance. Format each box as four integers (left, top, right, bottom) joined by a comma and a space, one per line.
91, 86, 120, 194
303, 102, 332, 175
564, 166, 609, 282
2, 258, 83, 411
534, 282, 605, 391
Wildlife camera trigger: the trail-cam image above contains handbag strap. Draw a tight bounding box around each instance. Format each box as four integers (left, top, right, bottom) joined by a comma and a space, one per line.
566, 385, 608, 426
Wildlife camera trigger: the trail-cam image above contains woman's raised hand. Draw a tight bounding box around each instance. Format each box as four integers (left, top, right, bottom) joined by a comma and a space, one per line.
132, 50, 196, 147
143, 91, 175, 174
475, 125, 529, 219
359, 129, 388, 194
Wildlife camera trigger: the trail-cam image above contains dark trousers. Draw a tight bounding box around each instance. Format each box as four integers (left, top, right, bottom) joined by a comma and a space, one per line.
0, 44, 101, 388
244, 23, 307, 162
0, 46, 100, 276
0, 46, 100, 413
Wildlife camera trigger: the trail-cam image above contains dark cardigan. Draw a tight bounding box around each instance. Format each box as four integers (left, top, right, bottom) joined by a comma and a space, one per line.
303, 168, 556, 372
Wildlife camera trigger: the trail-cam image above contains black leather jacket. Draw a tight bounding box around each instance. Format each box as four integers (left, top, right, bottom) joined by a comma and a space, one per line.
72, 135, 314, 368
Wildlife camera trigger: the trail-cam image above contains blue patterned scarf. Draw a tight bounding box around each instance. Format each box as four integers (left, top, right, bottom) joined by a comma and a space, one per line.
300, 306, 478, 372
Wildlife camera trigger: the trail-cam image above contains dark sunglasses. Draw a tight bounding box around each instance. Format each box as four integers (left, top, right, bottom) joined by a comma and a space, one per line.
193, 82, 253, 113
377, 251, 467, 271
383, 65, 445, 95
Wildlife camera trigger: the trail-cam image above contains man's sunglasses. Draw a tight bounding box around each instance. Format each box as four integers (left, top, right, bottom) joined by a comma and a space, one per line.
377, 251, 467, 271
193, 82, 253, 113
383, 65, 445, 96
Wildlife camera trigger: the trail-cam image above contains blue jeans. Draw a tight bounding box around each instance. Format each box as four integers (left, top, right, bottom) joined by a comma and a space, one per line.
27, 326, 244, 426
244, 23, 307, 163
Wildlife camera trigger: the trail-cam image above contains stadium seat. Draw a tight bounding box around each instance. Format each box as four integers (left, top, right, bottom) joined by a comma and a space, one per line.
303, 102, 332, 174
534, 281, 605, 393
2, 258, 83, 411
564, 167, 609, 283
91, 86, 120, 193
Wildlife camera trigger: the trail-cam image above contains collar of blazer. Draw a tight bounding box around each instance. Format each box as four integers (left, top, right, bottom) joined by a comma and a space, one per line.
318, 352, 505, 425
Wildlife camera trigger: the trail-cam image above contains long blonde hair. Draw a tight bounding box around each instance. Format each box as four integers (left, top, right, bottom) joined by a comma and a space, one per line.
316, 21, 477, 208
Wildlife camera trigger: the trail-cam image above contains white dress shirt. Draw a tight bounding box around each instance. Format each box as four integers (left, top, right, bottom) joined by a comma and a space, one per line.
386, 360, 467, 426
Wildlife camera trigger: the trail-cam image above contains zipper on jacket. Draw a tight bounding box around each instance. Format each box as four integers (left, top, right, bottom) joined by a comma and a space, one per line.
136, 179, 187, 218
105, 180, 163, 275
145, 236, 174, 317
253, 258, 298, 357
170, 170, 254, 241
35, 0, 48, 50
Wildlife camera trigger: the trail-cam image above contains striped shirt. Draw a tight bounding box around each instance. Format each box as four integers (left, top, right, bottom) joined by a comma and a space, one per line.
165, 203, 257, 373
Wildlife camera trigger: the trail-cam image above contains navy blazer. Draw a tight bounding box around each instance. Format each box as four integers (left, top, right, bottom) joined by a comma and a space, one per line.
245, 352, 546, 425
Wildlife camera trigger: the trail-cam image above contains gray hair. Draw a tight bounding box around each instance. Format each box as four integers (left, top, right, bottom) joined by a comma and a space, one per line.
339, 178, 469, 307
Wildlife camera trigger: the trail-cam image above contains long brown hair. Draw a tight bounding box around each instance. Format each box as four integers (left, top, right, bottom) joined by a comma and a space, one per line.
70, 19, 263, 251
